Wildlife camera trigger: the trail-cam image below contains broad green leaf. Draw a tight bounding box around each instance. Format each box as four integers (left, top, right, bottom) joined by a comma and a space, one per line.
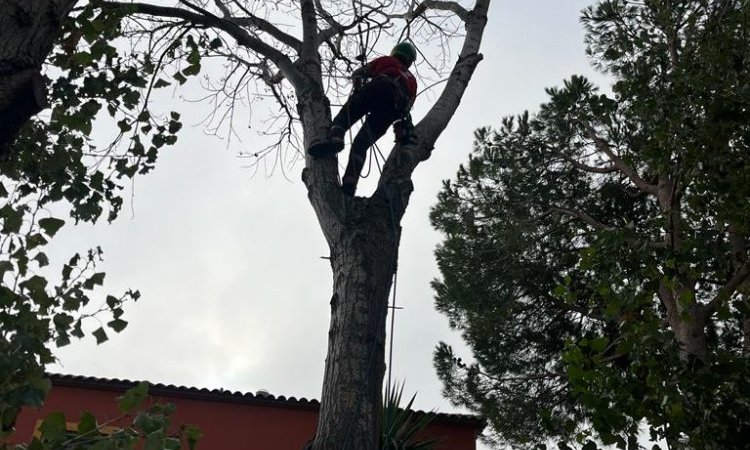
0, 204, 23, 233
184, 425, 202, 450
108, 318, 128, 332
39, 412, 67, 443
26, 233, 48, 250
20, 275, 48, 293
589, 337, 609, 353
39, 217, 66, 237
78, 411, 97, 434
117, 382, 149, 413
182, 64, 200, 76
84, 272, 106, 289
153, 78, 171, 88
165, 437, 182, 450
106, 295, 120, 308
0, 260, 13, 279
33, 252, 50, 267
144, 430, 165, 450
92, 327, 108, 344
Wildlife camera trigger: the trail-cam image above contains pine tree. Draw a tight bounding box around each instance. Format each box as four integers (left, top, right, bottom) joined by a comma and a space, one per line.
431, 1, 750, 448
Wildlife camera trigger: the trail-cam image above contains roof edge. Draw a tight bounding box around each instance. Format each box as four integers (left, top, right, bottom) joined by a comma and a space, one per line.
47, 373, 485, 428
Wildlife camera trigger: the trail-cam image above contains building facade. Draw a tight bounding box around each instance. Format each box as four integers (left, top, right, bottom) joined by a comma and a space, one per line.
11, 374, 483, 450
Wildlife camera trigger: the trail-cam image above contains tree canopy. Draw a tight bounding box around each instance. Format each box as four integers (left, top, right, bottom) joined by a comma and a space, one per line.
431, 1, 750, 448
2, 0, 490, 448
1, 3, 162, 437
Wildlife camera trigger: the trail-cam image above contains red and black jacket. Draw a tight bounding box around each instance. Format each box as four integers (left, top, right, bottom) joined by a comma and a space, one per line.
353, 56, 417, 109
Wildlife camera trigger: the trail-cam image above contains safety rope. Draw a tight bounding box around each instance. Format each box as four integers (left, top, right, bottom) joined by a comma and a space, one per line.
337, 21, 406, 442
386, 252, 399, 392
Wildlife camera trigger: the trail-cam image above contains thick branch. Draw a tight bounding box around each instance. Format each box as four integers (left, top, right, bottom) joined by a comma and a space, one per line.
389, 0, 470, 22
213, 0, 231, 16
313, 0, 343, 35
705, 263, 750, 315
101, 1, 305, 88
547, 207, 615, 231
211, 0, 300, 50
230, 16, 302, 50
542, 292, 605, 322
299, 0, 319, 57
580, 121, 658, 196
0, 0, 77, 151
560, 153, 618, 174
377, 0, 490, 210
657, 282, 679, 331
315, 8, 377, 49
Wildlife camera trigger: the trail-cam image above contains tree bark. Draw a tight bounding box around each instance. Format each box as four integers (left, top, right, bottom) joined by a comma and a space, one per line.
311, 197, 400, 450
300, 0, 490, 448
658, 283, 708, 362
106, 1, 490, 448
0, 0, 76, 153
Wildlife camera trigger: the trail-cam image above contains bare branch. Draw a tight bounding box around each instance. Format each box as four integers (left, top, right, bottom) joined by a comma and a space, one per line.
229, 16, 302, 50
579, 121, 658, 195
300, 0, 319, 56
212, 0, 302, 50
314, 0, 343, 32
547, 206, 616, 232
537, 206, 667, 249
377, 0, 490, 204
213, 0, 231, 16
705, 263, 750, 315
542, 292, 605, 322
315, 8, 379, 49
101, 1, 305, 88
390, 0, 470, 22
560, 153, 618, 174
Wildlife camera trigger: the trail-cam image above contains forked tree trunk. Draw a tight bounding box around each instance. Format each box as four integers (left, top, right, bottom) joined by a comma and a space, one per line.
316, 200, 400, 449
659, 283, 709, 362
297, 92, 402, 449
294, 1, 489, 448
0, 0, 76, 152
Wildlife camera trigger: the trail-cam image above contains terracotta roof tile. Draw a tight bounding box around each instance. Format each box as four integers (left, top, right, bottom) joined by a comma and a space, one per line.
47, 373, 484, 428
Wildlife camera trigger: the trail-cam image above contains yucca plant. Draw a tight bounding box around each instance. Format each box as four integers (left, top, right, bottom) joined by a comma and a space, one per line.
380, 382, 439, 450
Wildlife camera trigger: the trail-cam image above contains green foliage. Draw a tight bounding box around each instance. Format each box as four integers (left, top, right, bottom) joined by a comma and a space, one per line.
431, 1, 750, 448
381, 383, 437, 450
15, 383, 200, 450
1, 0, 208, 441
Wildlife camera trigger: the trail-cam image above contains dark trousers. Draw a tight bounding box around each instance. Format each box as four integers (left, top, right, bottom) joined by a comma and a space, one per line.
332, 76, 404, 189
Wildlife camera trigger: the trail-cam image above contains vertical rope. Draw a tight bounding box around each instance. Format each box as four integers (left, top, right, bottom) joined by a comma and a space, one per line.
386, 269, 398, 391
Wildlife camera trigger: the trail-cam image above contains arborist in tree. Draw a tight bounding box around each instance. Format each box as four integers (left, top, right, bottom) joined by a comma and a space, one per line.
307, 42, 418, 196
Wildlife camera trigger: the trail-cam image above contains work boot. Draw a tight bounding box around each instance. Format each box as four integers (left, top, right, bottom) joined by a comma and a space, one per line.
307, 126, 345, 158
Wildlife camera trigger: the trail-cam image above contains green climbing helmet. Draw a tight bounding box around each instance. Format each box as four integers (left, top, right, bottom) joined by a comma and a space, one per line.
391, 42, 417, 67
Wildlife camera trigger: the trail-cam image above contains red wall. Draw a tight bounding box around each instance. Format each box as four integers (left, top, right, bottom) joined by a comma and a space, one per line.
11, 383, 479, 450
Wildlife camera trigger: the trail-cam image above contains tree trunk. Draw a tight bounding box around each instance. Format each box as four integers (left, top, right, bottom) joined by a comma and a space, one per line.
0, 0, 76, 152
659, 283, 708, 362
298, 85, 401, 449
313, 197, 400, 450
296, 1, 490, 448
743, 312, 750, 356
674, 313, 707, 362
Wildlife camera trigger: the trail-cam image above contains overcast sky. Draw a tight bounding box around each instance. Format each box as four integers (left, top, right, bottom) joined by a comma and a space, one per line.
45, 1, 611, 448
